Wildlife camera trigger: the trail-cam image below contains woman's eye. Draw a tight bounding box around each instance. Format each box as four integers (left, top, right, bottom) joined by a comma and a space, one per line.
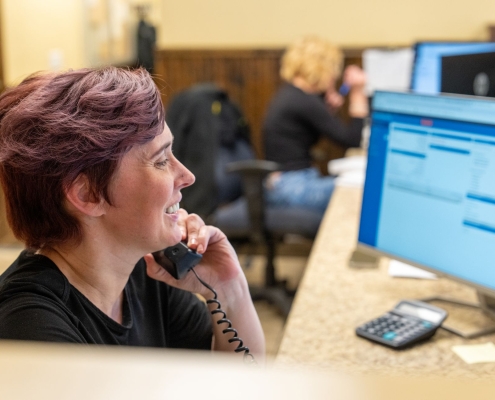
155, 159, 169, 168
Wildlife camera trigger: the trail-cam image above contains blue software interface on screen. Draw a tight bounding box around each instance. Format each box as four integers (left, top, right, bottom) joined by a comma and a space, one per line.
359, 91, 495, 291
411, 42, 495, 94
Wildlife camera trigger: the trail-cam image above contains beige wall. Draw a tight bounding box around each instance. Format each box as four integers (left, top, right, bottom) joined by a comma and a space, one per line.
2, 0, 85, 86
1, 0, 161, 86
158, 0, 495, 48
1, 0, 495, 85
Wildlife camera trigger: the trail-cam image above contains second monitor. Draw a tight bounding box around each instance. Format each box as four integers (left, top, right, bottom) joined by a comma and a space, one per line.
410, 41, 495, 94
441, 51, 495, 97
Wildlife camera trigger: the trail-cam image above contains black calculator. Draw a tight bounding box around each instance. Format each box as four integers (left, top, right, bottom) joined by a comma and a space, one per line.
355, 300, 448, 349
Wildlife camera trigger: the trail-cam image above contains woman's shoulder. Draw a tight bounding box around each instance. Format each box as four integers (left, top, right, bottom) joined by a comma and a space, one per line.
271, 84, 325, 110
0, 250, 69, 304
0, 250, 88, 343
276, 83, 307, 98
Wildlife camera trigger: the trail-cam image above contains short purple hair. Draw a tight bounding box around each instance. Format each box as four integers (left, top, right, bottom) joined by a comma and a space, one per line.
0, 67, 165, 249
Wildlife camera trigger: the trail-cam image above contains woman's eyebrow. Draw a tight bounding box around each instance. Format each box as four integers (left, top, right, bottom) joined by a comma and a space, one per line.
149, 141, 172, 159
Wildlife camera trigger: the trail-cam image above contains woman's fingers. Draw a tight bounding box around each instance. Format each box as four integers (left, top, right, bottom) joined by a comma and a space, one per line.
195, 225, 211, 254
181, 212, 203, 248
344, 65, 366, 86
185, 216, 220, 254
326, 90, 344, 109
178, 209, 227, 255
177, 208, 189, 240
143, 253, 175, 284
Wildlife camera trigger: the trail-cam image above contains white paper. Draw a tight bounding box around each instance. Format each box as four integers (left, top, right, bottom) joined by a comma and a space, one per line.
334, 171, 366, 188
452, 342, 495, 364
362, 48, 415, 96
328, 155, 367, 176
329, 155, 367, 188
388, 259, 437, 280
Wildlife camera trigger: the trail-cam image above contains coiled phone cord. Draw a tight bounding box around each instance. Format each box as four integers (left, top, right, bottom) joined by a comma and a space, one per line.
191, 268, 257, 366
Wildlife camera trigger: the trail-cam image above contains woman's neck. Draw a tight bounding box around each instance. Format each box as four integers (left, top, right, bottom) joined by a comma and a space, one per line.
39, 242, 136, 324
291, 76, 321, 94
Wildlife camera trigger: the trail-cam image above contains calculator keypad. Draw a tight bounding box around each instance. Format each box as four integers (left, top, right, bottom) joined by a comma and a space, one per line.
357, 312, 435, 347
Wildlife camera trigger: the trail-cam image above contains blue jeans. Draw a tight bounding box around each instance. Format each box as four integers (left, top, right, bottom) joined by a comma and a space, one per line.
265, 168, 335, 215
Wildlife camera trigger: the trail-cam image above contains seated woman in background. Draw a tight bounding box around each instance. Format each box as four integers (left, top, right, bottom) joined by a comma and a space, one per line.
0, 67, 264, 362
263, 36, 369, 215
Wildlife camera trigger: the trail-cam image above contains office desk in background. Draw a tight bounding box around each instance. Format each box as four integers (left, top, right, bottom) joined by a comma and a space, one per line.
276, 186, 495, 380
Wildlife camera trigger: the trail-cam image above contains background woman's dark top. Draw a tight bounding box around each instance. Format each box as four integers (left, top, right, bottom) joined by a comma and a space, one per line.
263, 84, 364, 171
0, 251, 212, 348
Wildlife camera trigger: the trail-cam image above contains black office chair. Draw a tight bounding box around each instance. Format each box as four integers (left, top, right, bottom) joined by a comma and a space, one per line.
166, 83, 254, 218
166, 83, 321, 317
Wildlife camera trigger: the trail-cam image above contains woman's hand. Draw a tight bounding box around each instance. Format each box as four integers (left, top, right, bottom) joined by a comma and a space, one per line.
343, 65, 369, 118
145, 208, 266, 360
343, 65, 367, 90
325, 89, 345, 111
144, 209, 244, 299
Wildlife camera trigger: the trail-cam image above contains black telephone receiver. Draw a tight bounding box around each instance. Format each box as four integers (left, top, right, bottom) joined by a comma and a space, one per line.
152, 242, 203, 279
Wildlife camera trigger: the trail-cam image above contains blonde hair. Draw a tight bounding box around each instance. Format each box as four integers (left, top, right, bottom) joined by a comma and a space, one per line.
280, 36, 343, 92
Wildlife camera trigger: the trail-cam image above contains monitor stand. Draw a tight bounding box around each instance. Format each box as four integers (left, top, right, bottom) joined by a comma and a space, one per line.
422, 293, 495, 339
348, 248, 380, 269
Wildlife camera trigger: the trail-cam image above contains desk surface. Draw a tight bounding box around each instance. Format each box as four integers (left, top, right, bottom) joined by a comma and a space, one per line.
276, 186, 495, 380
2, 341, 495, 400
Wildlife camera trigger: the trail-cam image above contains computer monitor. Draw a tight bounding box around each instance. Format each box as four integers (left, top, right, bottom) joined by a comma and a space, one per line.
410, 42, 495, 94
358, 90, 495, 335
441, 51, 495, 97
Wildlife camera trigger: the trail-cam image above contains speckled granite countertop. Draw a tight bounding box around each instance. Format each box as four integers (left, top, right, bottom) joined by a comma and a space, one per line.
276, 186, 495, 380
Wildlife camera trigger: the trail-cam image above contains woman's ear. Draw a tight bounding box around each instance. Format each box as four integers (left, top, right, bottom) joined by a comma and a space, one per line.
65, 174, 106, 217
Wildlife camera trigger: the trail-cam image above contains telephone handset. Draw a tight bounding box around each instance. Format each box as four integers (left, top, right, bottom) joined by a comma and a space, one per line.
151, 242, 256, 365
152, 242, 203, 279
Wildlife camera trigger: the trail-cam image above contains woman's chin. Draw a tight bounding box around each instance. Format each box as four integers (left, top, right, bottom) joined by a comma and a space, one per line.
164, 230, 183, 248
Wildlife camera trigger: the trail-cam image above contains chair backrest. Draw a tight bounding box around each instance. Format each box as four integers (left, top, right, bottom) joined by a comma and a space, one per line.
216, 140, 254, 206
166, 83, 253, 218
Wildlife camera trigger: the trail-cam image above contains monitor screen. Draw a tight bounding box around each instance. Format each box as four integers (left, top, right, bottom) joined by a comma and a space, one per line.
441, 51, 495, 97
411, 42, 495, 94
359, 91, 495, 296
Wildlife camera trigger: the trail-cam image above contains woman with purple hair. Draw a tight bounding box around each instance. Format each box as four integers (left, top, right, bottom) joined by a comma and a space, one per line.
0, 67, 264, 362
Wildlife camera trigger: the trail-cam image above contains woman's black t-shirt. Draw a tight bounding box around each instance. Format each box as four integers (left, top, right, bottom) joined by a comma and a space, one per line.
0, 250, 212, 349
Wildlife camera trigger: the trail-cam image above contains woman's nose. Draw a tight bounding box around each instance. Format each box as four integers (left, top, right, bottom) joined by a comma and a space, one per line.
177, 162, 195, 189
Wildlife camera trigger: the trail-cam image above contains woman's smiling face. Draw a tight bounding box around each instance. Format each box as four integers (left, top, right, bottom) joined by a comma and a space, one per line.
103, 123, 195, 254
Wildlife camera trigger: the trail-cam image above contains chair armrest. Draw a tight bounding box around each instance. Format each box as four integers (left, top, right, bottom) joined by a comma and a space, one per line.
226, 160, 280, 176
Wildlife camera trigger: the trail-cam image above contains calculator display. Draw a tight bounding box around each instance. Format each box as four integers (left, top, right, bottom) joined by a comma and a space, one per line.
396, 303, 443, 323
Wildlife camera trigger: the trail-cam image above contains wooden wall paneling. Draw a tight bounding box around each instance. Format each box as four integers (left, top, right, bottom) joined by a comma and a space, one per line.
490, 25, 495, 42
154, 49, 284, 159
